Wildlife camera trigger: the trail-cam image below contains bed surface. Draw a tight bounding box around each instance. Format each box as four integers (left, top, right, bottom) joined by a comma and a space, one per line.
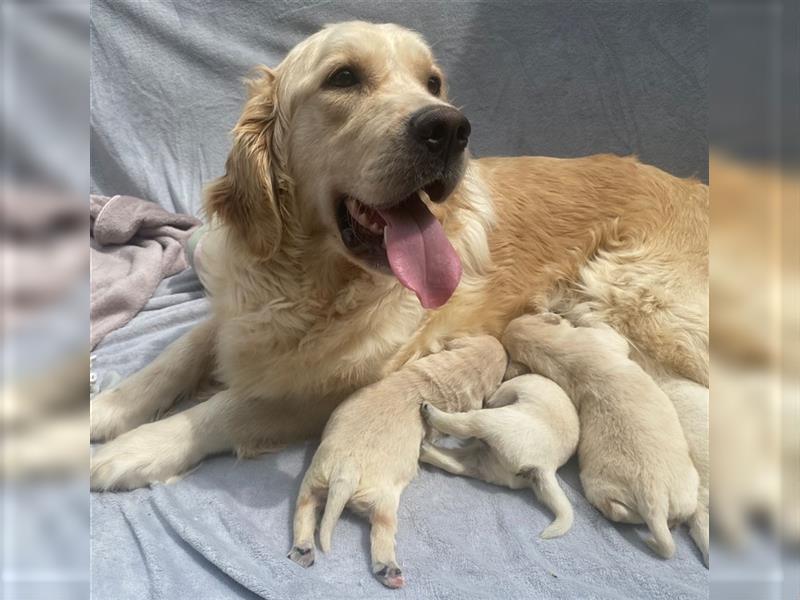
90, 2, 708, 598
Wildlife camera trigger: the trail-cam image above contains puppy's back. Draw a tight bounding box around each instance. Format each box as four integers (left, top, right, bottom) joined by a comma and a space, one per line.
409, 335, 507, 412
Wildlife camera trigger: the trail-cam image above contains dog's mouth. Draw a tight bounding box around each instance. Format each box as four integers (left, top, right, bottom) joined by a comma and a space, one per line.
335, 180, 462, 309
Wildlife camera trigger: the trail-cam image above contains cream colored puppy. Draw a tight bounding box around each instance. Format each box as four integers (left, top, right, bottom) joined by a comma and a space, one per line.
502, 313, 698, 559
419, 373, 579, 538
658, 376, 709, 566
288, 335, 506, 589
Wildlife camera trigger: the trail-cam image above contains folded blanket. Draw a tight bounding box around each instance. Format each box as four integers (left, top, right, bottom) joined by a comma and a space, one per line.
90, 194, 201, 349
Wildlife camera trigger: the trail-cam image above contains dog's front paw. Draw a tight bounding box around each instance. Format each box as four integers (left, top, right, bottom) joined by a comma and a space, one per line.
91, 387, 151, 442
91, 418, 200, 491
374, 563, 404, 589
287, 545, 315, 568
420, 402, 431, 416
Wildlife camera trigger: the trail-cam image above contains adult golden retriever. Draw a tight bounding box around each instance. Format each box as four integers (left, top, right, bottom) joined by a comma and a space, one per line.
90, 22, 708, 491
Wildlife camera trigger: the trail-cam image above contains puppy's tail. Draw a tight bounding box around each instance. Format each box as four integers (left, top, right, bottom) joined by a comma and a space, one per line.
319, 463, 359, 553
688, 504, 710, 567
522, 467, 574, 539
642, 500, 676, 559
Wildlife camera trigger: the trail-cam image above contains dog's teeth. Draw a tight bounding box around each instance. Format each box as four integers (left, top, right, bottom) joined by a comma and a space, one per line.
356, 210, 377, 231
344, 197, 384, 237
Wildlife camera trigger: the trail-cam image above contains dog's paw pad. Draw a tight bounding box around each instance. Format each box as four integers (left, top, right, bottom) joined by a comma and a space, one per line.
374, 564, 405, 589
287, 545, 315, 568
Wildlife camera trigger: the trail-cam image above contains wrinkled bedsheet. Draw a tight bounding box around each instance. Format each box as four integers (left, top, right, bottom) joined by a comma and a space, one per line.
90, 1, 708, 598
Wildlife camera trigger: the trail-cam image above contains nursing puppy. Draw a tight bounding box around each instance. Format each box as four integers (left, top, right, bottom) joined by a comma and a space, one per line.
503, 313, 698, 559
288, 336, 506, 589
658, 376, 709, 566
420, 374, 579, 538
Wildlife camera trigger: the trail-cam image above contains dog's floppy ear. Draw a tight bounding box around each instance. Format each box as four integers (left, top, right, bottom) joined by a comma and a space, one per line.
205, 66, 286, 258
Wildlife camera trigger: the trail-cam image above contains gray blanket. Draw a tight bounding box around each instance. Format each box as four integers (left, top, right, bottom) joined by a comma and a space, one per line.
90, 1, 708, 598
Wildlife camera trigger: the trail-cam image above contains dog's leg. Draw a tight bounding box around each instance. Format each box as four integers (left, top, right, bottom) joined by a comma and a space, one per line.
90, 388, 235, 491
419, 440, 482, 476
91, 391, 335, 491
420, 403, 482, 439
288, 476, 320, 568
369, 492, 404, 589
91, 319, 217, 441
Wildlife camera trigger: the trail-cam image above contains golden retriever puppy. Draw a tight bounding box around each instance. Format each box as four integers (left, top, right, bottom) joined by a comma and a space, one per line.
419, 374, 579, 538
503, 313, 698, 559
657, 376, 709, 566
288, 336, 506, 589
90, 22, 707, 499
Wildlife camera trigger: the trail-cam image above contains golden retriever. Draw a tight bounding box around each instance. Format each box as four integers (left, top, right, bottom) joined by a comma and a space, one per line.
288, 336, 506, 588
90, 21, 708, 494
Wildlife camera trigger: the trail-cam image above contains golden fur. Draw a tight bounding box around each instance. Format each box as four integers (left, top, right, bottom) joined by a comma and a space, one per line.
90, 22, 708, 493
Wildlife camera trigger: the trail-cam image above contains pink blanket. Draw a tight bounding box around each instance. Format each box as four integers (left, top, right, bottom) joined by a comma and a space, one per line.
90, 194, 201, 349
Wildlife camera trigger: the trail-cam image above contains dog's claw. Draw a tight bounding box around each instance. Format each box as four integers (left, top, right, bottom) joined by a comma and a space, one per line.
287, 545, 315, 568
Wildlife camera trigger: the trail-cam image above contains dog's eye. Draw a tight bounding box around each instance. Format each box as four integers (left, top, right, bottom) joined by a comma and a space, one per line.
427, 75, 442, 96
328, 68, 359, 88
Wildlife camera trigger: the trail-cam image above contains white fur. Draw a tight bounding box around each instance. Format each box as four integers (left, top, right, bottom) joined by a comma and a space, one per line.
420, 374, 579, 538
503, 313, 699, 560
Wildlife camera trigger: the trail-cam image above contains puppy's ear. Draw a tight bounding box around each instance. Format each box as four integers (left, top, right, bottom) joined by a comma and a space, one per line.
205, 66, 286, 258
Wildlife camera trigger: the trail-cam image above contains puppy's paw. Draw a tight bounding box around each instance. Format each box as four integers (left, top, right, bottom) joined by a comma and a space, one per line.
287, 545, 315, 568
374, 563, 404, 589
420, 402, 431, 415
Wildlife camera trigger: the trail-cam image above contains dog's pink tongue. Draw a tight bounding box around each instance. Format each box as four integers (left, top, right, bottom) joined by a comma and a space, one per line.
378, 194, 462, 309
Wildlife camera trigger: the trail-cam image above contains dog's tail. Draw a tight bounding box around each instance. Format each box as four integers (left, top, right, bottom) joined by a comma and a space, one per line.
521, 467, 574, 539
319, 463, 359, 553
688, 503, 710, 567
642, 497, 676, 559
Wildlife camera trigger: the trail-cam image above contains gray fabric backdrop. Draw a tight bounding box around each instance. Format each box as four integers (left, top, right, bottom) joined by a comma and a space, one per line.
91, 0, 708, 211
90, 2, 708, 599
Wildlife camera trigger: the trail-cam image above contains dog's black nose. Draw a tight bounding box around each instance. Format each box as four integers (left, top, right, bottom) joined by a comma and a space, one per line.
409, 106, 471, 160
